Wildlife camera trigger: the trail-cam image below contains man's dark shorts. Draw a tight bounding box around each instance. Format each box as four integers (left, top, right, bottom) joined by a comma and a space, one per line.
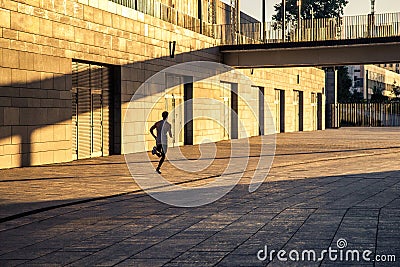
156, 144, 168, 154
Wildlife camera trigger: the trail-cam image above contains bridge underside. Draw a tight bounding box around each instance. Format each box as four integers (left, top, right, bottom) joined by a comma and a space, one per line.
221, 37, 400, 68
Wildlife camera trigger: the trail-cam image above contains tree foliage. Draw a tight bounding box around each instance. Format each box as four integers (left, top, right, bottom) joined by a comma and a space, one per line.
337, 66, 353, 103
350, 91, 364, 103
370, 85, 391, 103
272, 0, 349, 22
272, 0, 357, 103
392, 81, 400, 98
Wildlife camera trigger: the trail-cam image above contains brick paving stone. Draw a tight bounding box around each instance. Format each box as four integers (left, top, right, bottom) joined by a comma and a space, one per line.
115, 258, 171, 267
26, 251, 92, 265
216, 253, 267, 267
0, 128, 399, 266
168, 251, 229, 265
0, 260, 30, 267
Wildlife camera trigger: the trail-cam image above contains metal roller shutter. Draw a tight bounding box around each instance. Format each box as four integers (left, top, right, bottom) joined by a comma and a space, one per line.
101, 66, 110, 157
90, 64, 104, 158
72, 63, 79, 160
72, 61, 111, 160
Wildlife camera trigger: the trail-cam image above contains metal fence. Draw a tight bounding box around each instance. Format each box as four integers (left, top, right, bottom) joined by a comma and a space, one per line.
108, 0, 400, 45
330, 103, 400, 127
202, 23, 262, 45
282, 13, 400, 43
110, 0, 208, 35
229, 12, 400, 45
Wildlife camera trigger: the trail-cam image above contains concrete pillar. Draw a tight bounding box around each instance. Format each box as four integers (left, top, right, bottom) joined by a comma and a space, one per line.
325, 68, 337, 105
325, 68, 339, 128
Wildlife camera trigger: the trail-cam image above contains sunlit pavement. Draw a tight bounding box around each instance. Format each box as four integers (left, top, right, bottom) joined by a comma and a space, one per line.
0, 128, 399, 266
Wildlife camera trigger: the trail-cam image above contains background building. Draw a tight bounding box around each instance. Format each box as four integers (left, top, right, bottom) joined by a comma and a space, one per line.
0, 0, 325, 169
348, 65, 400, 100
377, 63, 400, 74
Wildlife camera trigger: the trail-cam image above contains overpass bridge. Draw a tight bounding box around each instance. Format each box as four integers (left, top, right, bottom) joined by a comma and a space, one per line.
215, 12, 400, 68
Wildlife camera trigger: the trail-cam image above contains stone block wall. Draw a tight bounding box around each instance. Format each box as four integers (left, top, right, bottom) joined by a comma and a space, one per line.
0, 0, 325, 169
241, 68, 326, 133
0, 0, 220, 168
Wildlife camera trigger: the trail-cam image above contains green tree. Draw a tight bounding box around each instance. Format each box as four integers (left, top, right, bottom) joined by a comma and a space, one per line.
370, 85, 389, 103
272, 0, 356, 104
272, 0, 349, 22
350, 91, 364, 103
392, 81, 400, 98
337, 66, 352, 103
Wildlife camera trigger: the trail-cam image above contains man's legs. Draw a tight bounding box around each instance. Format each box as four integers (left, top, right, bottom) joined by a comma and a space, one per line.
156, 144, 166, 173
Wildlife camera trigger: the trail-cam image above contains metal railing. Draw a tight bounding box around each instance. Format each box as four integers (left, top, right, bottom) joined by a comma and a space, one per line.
218, 12, 400, 45
268, 12, 399, 44
108, 1, 400, 45
332, 103, 400, 127
109, 0, 209, 35
109, 0, 261, 43
197, 23, 262, 45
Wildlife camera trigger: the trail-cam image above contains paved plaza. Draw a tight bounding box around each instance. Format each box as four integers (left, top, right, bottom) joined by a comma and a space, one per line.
0, 128, 400, 266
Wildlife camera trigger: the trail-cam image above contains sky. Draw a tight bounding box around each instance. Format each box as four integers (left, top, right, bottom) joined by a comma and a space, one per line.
221, 0, 400, 21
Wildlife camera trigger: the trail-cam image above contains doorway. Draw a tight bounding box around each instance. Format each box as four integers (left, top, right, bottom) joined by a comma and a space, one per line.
311, 93, 318, 131
294, 90, 304, 132
220, 81, 238, 140
220, 82, 231, 140
230, 83, 239, 139
184, 79, 193, 145
317, 93, 323, 130
72, 61, 111, 160
165, 74, 184, 147
275, 89, 285, 133
257, 86, 265, 136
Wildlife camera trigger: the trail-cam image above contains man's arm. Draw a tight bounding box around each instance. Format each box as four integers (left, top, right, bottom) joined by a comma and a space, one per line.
168, 123, 173, 138
150, 123, 157, 140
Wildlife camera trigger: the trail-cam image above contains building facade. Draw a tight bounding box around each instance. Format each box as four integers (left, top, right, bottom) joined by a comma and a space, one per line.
348, 65, 400, 100
377, 63, 400, 75
0, 0, 325, 169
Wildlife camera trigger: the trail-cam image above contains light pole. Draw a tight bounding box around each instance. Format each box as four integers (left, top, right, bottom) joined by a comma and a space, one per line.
368, 0, 375, 37
230, 0, 240, 44
236, 0, 240, 44
297, 0, 302, 41
366, 70, 371, 126
371, 0, 375, 15
262, 0, 266, 42
282, 0, 286, 41
311, 5, 314, 41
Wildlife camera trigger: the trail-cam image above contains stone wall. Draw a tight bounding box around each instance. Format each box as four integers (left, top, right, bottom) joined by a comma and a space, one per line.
0, 0, 219, 168
0, 0, 325, 169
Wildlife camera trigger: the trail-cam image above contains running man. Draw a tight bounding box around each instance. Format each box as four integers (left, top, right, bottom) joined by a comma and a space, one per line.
150, 111, 172, 174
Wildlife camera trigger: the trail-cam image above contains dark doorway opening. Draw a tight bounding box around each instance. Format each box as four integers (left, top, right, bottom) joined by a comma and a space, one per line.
258, 86, 265, 135
317, 93, 323, 130
184, 78, 193, 145
231, 83, 239, 139
275, 90, 286, 133
299, 91, 304, 132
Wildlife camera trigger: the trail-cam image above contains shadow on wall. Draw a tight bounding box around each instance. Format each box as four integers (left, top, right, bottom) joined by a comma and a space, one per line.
0, 47, 226, 168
